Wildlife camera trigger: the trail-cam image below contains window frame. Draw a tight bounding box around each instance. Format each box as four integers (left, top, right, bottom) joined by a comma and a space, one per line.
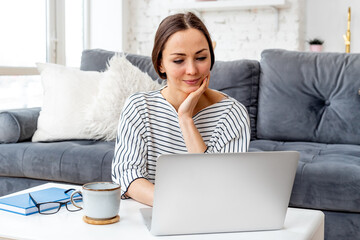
0, 0, 90, 76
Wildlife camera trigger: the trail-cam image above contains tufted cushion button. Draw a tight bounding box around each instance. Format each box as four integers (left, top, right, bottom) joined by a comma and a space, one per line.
324, 100, 330, 106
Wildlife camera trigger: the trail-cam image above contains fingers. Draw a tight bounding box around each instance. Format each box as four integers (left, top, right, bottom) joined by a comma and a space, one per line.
189, 73, 210, 97
205, 73, 210, 88
202, 73, 210, 89
200, 74, 210, 92
178, 74, 210, 117
194, 78, 207, 96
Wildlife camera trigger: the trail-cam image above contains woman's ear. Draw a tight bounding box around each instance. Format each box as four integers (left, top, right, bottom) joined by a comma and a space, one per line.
159, 64, 165, 74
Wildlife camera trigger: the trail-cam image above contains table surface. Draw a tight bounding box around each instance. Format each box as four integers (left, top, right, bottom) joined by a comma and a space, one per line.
0, 183, 324, 240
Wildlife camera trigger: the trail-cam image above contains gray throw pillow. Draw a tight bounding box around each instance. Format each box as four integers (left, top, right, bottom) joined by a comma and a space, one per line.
0, 108, 40, 143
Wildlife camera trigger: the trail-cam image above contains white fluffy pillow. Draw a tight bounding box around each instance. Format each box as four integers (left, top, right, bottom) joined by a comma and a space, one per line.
83, 54, 162, 141
32, 63, 102, 142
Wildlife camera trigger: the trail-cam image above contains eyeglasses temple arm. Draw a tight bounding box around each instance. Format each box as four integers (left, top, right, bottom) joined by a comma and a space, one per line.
64, 188, 76, 194
28, 193, 39, 206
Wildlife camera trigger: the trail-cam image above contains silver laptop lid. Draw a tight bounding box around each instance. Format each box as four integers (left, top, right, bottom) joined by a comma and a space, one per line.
150, 151, 299, 236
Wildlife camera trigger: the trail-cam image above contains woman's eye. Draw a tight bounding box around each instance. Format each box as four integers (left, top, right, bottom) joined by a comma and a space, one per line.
197, 57, 207, 61
173, 60, 183, 64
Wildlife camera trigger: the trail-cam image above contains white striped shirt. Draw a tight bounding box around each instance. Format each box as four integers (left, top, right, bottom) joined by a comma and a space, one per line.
112, 89, 250, 196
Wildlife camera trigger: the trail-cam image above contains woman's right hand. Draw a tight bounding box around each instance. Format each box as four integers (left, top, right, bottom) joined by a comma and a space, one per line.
178, 75, 209, 119
177, 75, 210, 153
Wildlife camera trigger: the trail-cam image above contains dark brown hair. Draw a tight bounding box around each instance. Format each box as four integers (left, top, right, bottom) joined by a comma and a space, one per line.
152, 12, 215, 79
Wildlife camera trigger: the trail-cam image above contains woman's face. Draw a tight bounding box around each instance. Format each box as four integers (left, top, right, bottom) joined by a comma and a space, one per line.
160, 28, 211, 94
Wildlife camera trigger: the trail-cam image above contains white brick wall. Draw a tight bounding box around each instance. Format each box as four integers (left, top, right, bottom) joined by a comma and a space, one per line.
125, 0, 304, 60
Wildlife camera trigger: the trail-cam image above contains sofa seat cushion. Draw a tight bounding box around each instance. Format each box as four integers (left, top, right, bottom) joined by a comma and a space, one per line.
249, 140, 360, 213
0, 141, 114, 184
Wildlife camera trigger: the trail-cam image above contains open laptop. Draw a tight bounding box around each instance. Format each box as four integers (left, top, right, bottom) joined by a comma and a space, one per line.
140, 151, 299, 236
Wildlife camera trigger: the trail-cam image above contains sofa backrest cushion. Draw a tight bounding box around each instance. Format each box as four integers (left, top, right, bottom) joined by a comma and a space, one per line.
257, 49, 360, 144
210, 60, 259, 140
80, 49, 260, 140
81, 49, 162, 83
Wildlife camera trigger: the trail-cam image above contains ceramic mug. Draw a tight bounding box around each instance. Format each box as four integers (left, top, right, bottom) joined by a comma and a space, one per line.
70, 182, 121, 220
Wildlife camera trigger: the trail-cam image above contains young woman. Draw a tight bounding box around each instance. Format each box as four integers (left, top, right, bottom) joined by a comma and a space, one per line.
112, 12, 250, 206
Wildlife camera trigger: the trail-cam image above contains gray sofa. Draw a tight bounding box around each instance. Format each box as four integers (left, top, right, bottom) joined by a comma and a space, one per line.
1, 48, 359, 240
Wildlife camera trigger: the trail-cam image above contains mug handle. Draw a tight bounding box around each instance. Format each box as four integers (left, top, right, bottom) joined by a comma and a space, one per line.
70, 190, 83, 210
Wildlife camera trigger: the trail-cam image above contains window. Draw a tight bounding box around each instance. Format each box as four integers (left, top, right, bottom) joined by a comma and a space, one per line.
65, 1, 84, 67
0, 1, 47, 67
0, 0, 87, 110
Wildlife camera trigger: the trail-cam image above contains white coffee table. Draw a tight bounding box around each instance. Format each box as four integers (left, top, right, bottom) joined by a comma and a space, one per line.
0, 183, 324, 240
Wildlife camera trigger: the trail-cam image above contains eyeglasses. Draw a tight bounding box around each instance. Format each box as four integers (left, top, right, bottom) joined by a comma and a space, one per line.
29, 188, 83, 215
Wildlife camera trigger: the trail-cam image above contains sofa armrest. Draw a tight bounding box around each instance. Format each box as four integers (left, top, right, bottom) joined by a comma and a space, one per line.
0, 107, 41, 143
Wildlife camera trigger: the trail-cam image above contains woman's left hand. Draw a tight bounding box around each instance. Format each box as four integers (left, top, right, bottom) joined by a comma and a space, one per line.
178, 75, 210, 119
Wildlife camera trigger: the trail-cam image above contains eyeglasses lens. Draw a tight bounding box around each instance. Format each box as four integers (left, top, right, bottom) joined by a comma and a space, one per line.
38, 202, 61, 214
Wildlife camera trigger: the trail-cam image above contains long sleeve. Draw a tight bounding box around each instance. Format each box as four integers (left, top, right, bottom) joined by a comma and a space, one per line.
112, 96, 148, 197
204, 100, 250, 153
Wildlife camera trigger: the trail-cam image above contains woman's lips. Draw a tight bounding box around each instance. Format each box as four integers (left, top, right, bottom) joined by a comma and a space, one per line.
183, 78, 201, 85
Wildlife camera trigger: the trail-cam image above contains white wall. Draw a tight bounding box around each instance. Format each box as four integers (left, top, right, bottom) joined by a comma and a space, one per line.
306, 0, 359, 53
124, 0, 305, 60
202, 0, 305, 60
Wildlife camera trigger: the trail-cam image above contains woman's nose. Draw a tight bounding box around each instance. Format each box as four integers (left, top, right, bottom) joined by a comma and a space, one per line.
185, 61, 197, 75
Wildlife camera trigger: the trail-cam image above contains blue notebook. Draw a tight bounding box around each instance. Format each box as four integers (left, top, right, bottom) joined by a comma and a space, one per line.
0, 187, 81, 216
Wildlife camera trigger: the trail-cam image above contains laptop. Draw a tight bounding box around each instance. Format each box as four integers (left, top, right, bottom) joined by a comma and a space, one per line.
140, 151, 299, 236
